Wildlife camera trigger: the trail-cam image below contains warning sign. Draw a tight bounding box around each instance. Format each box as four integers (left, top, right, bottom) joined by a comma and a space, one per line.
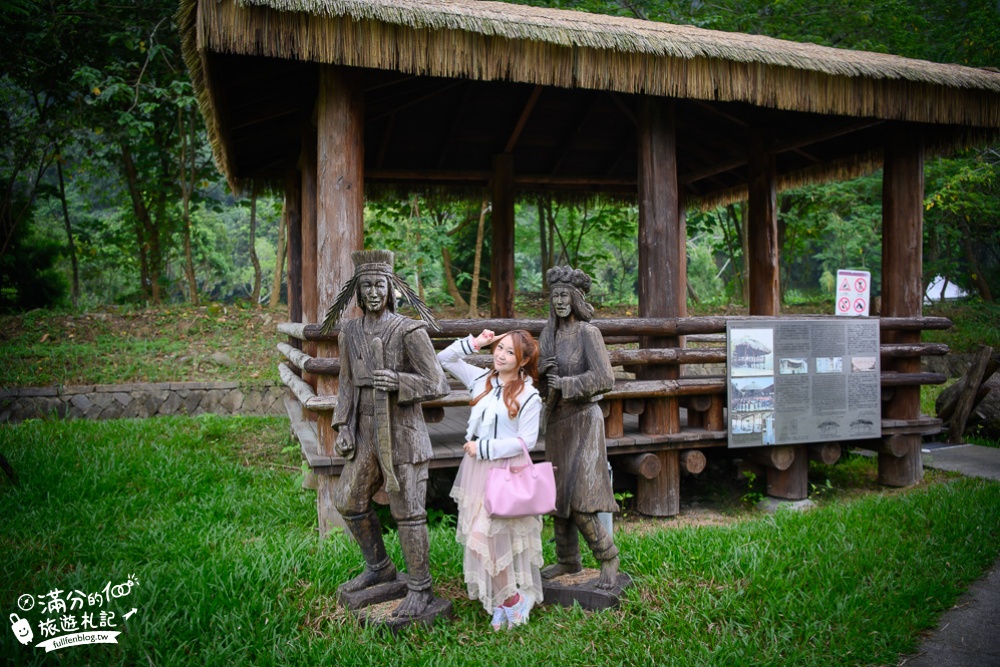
836, 269, 871, 317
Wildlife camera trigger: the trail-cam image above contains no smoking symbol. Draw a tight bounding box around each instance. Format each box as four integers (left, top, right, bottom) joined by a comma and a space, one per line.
838, 297, 851, 312
853, 298, 866, 313
854, 278, 867, 292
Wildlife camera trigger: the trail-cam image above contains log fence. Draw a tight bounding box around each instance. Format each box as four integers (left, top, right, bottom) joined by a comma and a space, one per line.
278, 316, 950, 518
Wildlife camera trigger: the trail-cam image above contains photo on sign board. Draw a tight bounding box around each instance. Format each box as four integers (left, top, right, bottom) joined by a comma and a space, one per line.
815, 357, 843, 373
730, 411, 774, 441
851, 356, 877, 372
779, 357, 808, 375
730, 377, 774, 413
730, 328, 774, 376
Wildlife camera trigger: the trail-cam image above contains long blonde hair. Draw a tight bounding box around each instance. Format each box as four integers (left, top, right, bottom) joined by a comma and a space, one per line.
470, 330, 540, 419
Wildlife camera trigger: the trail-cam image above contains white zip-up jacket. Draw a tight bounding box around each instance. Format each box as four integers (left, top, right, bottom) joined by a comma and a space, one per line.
437, 336, 542, 461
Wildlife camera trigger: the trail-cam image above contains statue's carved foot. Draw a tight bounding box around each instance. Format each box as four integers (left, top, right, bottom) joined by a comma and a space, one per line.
541, 562, 582, 580
392, 588, 433, 618
339, 562, 398, 594
596, 556, 620, 590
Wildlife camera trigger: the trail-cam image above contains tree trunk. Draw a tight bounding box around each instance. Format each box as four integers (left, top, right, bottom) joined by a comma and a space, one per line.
55, 157, 79, 306
467, 194, 488, 318
249, 185, 262, 308
410, 195, 424, 302
178, 109, 199, 306
961, 223, 993, 302
270, 207, 287, 309
441, 246, 469, 311
120, 140, 153, 302
538, 196, 549, 289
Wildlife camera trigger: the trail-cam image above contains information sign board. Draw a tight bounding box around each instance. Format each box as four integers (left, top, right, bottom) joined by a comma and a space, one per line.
726, 318, 882, 448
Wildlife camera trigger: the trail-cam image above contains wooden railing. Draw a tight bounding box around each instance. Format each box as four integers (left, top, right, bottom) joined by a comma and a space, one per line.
277, 315, 951, 515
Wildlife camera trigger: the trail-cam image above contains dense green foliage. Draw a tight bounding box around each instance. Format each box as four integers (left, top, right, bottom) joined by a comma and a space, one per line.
2, 416, 1000, 665
1, 1, 997, 311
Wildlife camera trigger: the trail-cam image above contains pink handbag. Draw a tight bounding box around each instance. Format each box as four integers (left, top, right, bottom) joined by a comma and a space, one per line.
483, 439, 556, 518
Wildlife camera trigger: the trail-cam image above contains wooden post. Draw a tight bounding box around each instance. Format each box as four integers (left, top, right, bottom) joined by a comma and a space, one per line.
808, 443, 842, 465
635, 96, 682, 518
747, 128, 780, 316
491, 153, 515, 318
315, 66, 365, 537
604, 399, 624, 439
637, 450, 680, 517
301, 123, 319, 393
706, 395, 725, 431
679, 449, 707, 475
286, 165, 303, 333
880, 124, 924, 487
637, 96, 681, 437
747, 127, 801, 498
766, 445, 808, 500
618, 452, 662, 480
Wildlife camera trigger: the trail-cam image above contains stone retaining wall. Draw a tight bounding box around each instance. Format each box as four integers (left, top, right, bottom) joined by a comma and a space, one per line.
0, 381, 287, 424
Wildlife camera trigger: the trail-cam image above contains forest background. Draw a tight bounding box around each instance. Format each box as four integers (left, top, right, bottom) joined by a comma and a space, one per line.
1, 0, 998, 317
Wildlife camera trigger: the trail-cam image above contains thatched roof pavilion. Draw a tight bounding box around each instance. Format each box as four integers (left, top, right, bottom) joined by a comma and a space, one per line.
180, 0, 1000, 203
180, 0, 1000, 496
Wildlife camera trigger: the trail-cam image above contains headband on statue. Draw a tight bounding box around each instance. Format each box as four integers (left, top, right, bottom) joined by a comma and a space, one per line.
319, 249, 441, 334
547, 266, 592, 294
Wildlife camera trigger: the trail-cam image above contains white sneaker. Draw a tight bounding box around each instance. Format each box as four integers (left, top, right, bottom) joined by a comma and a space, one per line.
490, 606, 508, 631
505, 594, 530, 627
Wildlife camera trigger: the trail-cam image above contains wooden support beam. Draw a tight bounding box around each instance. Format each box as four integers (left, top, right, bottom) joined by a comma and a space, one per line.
767, 444, 808, 500
637, 451, 680, 517
604, 399, 624, 439
879, 124, 924, 487
617, 452, 662, 480
286, 165, 303, 328
637, 96, 682, 438
679, 449, 707, 474
808, 442, 842, 465
491, 153, 516, 318
748, 128, 780, 316
316, 66, 364, 537
706, 395, 725, 431
301, 123, 319, 393
746, 445, 796, 471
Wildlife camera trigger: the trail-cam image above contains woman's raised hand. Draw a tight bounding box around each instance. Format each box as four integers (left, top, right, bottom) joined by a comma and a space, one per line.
473, 329, 495, 350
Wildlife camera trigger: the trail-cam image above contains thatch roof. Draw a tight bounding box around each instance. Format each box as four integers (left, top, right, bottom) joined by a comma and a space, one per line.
179, 0, 1000, 199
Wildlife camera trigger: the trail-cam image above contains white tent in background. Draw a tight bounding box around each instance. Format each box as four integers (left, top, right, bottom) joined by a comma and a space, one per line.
924, 276, 969, 303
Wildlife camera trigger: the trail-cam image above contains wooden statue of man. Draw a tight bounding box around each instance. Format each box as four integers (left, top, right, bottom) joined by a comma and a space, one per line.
539, 266, 621, 589
320, 250, 449, 617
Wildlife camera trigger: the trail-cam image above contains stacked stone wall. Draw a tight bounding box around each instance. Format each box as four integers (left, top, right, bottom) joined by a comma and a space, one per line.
0, 382, 286, 424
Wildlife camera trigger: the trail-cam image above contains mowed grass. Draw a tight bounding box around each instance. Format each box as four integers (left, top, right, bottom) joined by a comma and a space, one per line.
2, 416, 1000, 666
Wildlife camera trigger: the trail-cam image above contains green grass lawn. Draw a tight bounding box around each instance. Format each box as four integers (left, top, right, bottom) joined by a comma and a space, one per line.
2, 416, 1000, 666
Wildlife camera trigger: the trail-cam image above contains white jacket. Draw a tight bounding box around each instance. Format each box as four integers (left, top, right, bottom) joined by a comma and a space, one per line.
437, 336, 542, 461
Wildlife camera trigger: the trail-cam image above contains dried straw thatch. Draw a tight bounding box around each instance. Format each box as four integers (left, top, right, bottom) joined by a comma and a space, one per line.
179, 0, 1000, 196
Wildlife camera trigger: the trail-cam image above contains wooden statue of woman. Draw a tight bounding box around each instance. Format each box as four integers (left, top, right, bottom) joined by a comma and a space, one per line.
539, 266, 620, 589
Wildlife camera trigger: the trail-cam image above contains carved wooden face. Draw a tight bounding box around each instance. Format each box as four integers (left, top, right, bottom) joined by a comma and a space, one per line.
358, 274, 390, 314
550, 286, 574, 319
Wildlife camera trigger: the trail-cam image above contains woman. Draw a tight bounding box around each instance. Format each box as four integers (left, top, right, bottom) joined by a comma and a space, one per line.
438, 329, 544, 631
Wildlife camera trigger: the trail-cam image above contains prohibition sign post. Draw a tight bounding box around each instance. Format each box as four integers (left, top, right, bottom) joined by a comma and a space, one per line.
835, 269, 871, 317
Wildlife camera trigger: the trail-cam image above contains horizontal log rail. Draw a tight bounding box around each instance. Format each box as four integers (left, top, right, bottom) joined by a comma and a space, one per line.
278, 362, 337, 411
277, 341, 951, 377
279, 315, 953, 342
